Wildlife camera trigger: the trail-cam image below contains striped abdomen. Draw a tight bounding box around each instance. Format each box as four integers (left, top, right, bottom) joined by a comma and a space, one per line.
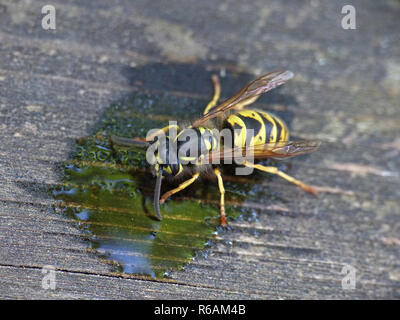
223, 109, 289, 147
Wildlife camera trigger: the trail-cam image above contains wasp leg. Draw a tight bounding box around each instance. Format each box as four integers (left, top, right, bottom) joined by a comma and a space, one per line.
242, 161, 318, 195
159, 172, 200, 204
203, 75, 221, 115
214, 168, 226, 226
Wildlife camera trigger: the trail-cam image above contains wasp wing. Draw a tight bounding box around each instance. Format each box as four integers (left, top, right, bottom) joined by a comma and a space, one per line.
192, 70, 294, 127
204, 140, 321, 163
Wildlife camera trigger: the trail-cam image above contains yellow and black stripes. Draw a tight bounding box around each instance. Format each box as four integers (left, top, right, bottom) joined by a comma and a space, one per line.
198, 127, 219, 153
175, 126, 219, 163
223, 109, 289, 147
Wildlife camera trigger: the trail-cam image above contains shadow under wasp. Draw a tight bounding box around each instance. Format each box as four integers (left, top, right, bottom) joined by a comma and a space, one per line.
111, 70, 320, 226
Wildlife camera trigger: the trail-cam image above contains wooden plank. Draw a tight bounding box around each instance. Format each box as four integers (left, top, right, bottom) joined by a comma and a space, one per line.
0, 0, 399, 299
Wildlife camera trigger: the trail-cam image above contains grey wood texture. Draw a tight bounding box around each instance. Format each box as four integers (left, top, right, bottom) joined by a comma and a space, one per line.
0, 0, 399, 299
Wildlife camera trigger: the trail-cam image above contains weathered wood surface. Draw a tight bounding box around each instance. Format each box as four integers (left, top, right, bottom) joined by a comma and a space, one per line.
0, 0, 399, 299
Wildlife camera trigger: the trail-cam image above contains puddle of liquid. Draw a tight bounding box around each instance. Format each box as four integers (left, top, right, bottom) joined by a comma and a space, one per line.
54, 92, 252, 278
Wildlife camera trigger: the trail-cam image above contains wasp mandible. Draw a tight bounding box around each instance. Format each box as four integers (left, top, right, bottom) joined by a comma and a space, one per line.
111, 71, 320, 226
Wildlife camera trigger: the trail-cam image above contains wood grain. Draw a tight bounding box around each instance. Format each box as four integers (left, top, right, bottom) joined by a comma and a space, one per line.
0, 0, 399, 299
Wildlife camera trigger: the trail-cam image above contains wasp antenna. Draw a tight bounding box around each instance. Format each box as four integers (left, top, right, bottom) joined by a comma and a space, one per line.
154, 171, 163, 221
110, 135, 150, 148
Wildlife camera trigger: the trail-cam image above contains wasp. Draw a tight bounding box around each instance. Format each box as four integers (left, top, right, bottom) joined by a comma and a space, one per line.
111, 70, 320, 226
